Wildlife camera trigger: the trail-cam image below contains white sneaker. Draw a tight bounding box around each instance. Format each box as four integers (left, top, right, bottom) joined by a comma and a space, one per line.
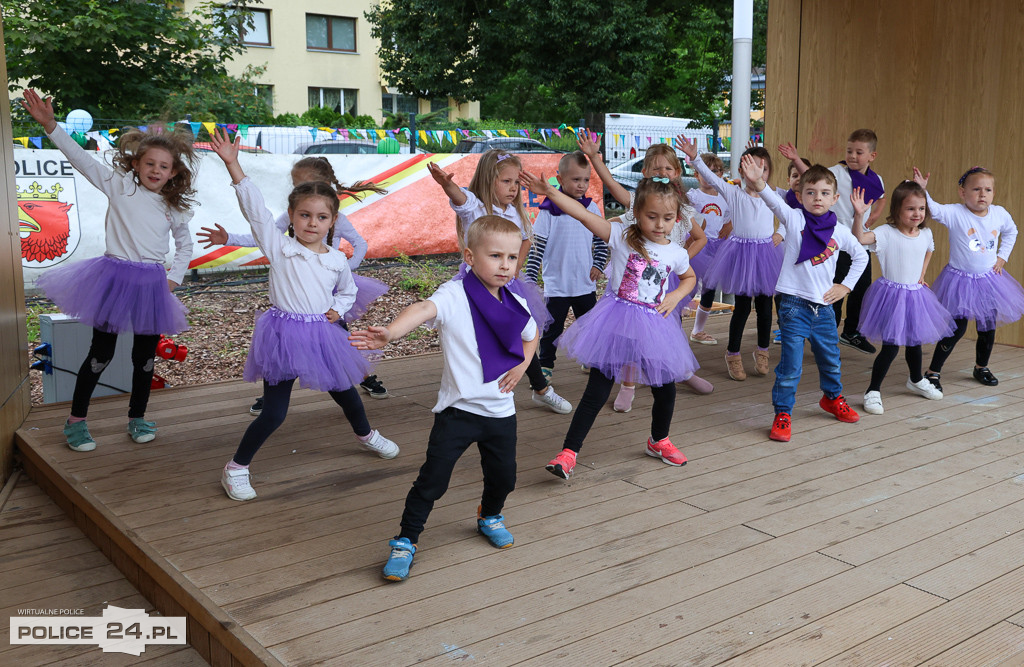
863, 391, 884, 415
222, 466, 257, 501
362, 430, 399, 459
907, 377, 943, 400
532, 386, 573, 414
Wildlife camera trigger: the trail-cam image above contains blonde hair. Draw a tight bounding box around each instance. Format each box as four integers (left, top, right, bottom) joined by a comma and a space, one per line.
112, 125, 198, 211
458, 150, 531, 246
466, 214, 521, 251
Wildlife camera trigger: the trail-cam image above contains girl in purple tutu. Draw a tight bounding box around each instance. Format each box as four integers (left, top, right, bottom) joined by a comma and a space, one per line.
197, 156, 392, 409
850, 182, 954, 414
676, 135, 785, 383
23, 89, 196, 453
521, 173, 698, 479
208, 128, 399, 502
687, 153, 733, 345
912, 166, 1024, 389
429, 152, 574, 415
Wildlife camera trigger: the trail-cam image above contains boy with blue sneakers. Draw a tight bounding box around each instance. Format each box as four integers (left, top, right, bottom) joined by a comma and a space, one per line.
350, 216, 538, 581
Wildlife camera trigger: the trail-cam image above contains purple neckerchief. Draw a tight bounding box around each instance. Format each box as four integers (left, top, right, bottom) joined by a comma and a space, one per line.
462, 268, 530, 383
785, 188, 799, 208
795, 208, 838, 264
538, 187, 593, 216
841, 161, 885, 203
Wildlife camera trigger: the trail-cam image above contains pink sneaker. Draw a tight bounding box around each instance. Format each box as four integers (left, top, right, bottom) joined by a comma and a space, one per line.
545, 448, 578, 479
645, 437, 688, 466
613, 385, 635, 412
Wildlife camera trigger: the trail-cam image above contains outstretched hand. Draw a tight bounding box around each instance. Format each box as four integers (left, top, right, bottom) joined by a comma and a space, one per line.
850, 187, 875, 219
520, 170, 554, 197
739, 154, 766, 186
673, 134, 699, 160
427, 162, 456, 188
777, 142, 800, 161
576, 132, 600, 158
349, 326, 391, 350
197, 223, 228, 249
21, 89, 56, 132
912, 167, 930, 189
210, 126, 240, 164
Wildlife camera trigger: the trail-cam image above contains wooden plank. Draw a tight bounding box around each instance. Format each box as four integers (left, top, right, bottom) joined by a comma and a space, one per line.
920, 622, 1024, 667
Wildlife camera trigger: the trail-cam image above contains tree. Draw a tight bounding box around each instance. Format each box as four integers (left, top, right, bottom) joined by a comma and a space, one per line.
3, 0, 260, 118
161, 66, 273, 125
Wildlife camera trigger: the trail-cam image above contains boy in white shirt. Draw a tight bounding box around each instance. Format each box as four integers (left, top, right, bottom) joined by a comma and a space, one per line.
739, 158, 868, 442
350, 216, 538, 582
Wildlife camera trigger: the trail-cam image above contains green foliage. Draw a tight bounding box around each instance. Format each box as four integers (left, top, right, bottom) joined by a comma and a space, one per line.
273, 112, 303, 127
4, 0, 262, 118
161, 66, 273, 125
394, 254, 453, 298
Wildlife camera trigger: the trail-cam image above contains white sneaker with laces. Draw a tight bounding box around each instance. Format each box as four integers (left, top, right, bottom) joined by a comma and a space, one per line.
863, 391, 884, 415
532, 386, 573, 414
362, 430, 400, 459
222, 466, 257, 501
907, 377, 943, 400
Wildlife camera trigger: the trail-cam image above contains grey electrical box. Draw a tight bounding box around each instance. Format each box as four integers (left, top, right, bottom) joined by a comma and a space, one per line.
39, 314, 133, 404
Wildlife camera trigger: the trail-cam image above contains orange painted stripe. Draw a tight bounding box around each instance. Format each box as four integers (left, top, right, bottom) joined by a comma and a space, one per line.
339, 154, 452, 210
190, 246, 260, 269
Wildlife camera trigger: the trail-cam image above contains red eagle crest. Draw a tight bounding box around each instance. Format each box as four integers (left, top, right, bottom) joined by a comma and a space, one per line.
18, 182, 74, 263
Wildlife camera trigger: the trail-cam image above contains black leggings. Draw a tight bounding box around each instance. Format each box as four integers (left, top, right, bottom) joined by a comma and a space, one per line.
833, 251, 872, 335
525, 356, 548, 392
868, 344, 923, 392
232, 378, 371, 466
699, 289, 715, 310
728, 294, 773, 352
929, 318, 996, 373
71, 328, 160, 420
562, 368, 676, 453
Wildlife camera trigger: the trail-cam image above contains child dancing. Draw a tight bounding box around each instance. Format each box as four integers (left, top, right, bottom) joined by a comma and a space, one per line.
350, 216, 538, 581
24, 89, 196, 452
208, 128, 398, 501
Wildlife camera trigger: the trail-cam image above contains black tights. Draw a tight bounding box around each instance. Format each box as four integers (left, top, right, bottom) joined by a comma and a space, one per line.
699, 289, 715, 310
232, 378, 371, 466
868, 344, 923, 392
71, 328, 160, 420
728, 294, 773, 353
929, 318, 995, 373
562, 368, 676, 453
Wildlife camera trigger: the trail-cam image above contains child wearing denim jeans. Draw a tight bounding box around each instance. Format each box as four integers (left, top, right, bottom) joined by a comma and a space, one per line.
739, 157, 868, 441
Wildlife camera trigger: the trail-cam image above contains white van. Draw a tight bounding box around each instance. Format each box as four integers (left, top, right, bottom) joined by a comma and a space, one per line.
603, 113, 713, 168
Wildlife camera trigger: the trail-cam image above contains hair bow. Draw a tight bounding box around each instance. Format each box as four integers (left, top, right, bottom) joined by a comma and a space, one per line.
651, 177, 670, 183
957, 166, 987, 187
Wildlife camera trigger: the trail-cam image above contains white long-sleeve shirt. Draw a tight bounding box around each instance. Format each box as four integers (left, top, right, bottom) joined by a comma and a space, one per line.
925, 193, 1018, 274
692, 154, 777, 239
231, 177, 356, 316
47, 124, 194, 283
226, 211, 367, 270
759, 184, 867, 305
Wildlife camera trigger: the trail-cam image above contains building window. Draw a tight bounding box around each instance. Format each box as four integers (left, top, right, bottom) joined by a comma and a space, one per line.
255, 85, 273, 114
242, 8, 271, 46
430, 98, 448, 113
382, 93, 418, 116
309, 88, 358, 116
306, 14, 356, 52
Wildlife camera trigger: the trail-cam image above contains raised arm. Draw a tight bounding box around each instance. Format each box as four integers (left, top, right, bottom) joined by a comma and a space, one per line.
210, 127, 246, 184
778, 142, 809, 175
23, 89, 116, 192
578, 132, 630, 207
521, 171, 611, 242
849, 187, 877, 245
428, 162, 467, 206
349, 299, 438, 350
740, 154, 800, 231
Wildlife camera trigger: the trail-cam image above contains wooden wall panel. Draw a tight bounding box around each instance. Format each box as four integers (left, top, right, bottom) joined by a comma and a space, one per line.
0, 20, 31, 482
767, 0, 1024, 346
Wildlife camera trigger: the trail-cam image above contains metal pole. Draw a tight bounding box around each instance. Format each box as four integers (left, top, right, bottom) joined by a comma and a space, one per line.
731, 0, 753, 179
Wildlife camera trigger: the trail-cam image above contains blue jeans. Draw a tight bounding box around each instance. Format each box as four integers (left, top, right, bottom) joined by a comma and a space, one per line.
772, 294, 844, 415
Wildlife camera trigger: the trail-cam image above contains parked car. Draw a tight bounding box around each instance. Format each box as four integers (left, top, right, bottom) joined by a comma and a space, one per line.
453, 136, 566, 154
293, 140, 412, 155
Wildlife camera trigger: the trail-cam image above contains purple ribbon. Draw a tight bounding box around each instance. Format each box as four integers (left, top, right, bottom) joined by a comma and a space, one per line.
841, 162, 885, 203
462, 268, 530, 383
795, 209, 838, 264
538, 187, 593, 216
784, 188, 799, 208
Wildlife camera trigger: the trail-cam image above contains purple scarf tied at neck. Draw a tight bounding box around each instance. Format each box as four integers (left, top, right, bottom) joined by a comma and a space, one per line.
462, 268, 531, 382
795, 208, 838, 264
841, 161, 885, 204
784, 188, 799, 208
538, 186, 592, 216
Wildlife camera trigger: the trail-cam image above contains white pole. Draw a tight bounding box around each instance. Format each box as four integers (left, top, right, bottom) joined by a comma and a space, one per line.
731, 0, 754, 178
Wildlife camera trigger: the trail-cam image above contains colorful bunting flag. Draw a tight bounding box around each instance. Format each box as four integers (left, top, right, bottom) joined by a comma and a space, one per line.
14, 137, 28, 148
189, 122, 201, 136
238, 125, 249, 139
202, 122, 215, 136
29, 137, 42, 149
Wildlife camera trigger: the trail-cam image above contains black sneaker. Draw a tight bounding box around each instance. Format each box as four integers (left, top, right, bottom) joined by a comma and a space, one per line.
359, 375, 389, 399
925, 372, 943, 393
249, 397, 264, 416
973, 367, 999, 386
839, 332, 876, 354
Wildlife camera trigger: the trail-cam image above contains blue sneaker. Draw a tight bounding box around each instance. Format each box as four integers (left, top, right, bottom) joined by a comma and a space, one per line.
63, 420, 96, 452
382, 538, 416, 581
477, 509, 514, 549
772, 329, 782, 345
127, 418, 157, 444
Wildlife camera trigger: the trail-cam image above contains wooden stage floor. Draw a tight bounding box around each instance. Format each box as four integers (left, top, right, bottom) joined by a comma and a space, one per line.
11, 314, 1024, 665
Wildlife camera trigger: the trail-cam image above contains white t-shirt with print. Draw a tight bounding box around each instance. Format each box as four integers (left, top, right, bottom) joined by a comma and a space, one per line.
605, 221, 690, 307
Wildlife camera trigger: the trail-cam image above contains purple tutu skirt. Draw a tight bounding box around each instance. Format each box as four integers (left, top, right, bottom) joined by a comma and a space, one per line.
702, 236, 783, 297
556, 293, 698, 386
343, 274, 389, 323
453, 263, 554, 331
932, 265, 1024, 330
243, 307, 372, 392
36, 255, 188, 335
858, 278, 956, 346
688, 235, 723, 281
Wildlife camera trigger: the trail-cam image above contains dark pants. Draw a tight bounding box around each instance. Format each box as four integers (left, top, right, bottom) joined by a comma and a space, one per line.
538, 293, 597, 368
699, 289, 716, 310
929, 318, 996, 373
233, 378, 371, 466
833, 250, 872, 335
399, 408, 517, 543
868, 344, 923, 391
728, 294, 774, 352
562, 368, 676, 453
71, 328, 160, 420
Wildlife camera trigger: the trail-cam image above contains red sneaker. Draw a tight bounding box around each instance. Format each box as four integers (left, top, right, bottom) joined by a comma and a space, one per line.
545, 448, 577, 479
819, 394, 860, 423
645, 437, 688, 466
769, 413, 791, 441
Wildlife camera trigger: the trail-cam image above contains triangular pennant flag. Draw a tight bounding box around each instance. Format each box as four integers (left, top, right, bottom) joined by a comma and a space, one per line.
238, 125, 249, 139
460, 129, 470, 137
340, 129, 350, 139
15, 137, 29, 148
483, 130, 494, 138
419, 130, 428, 144
138, 125, 148, 132
29, 136, 42, 149
497, 130, 509, 137
552, 129, 561, 138
100, 130, 110, 140
376, 129, 386, 139
319, 126, 331, 133
202, 122, 215, 136
635, 136, 641, 147
517, 129, 528, 138
386, 130, 395, 139
226, 124, 238, 135
448, 130, 458, 143
108, 128, 118, 136
189, 122, 201, 136
309, 128, 318, 140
